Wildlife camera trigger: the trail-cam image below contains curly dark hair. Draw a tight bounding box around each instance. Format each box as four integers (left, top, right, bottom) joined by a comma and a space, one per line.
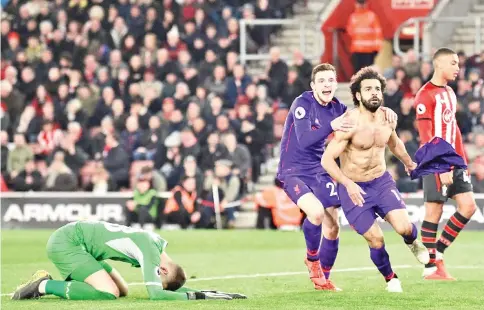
349, 66, 386, 106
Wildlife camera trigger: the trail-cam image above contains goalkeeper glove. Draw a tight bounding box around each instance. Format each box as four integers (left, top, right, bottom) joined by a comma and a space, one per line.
200, 290, 247, 299
186, 291, 232, 300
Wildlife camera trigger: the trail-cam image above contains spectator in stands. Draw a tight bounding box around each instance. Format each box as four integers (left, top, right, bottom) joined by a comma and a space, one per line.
468, 100, 483, 132
241, 3, 265, 51
0, 102, 10, 134
15, 106, 35, 142
122, 115, 143, 160
346, 0, 382, 73
133, 166, 167, 194
130, 96, 152, 131
0, 0, 355, 228
163, 175, 200, 229
394, 67, 408, 93
281, 67, 305, 108
89, 86, 115, 127
50, 131, 88, 175
0, 131, 9, 175
110, 98, 127, 132
407, 76, 422, 98
87, 162, 116, 194
455, 79, 472, 107
391, 130, 419, 192
240, 118, 266, 183
204, 64, 227, 98
419, 61, 433, 84
67, 115, 87, 144
161, 131, 184, 189
466, 129, 484, 164
260, 47, 288, 100
36, 119, 63, 159
465, 50, 484, 77
11, 159, 43, 192
103, 132, 130, 189
254, 178, 303, 230
180, 155, 204, 196
2, 80, 25, 133
204, 95, 223, 126
65, 98, 87, 126
396, 96, 417, 135
383, 78, 404, 112
180, 126, 200, 159
125, 174, 159, 230
402, 49, 421, 78
292, 49, 312, 89
7, 132, 34, 180
222, 131, 251, 180
139, 68, 163, 99
137, 115, 165, 161
45, 151, 78, 191
383, 55, 402, 79
225, 64, 252, 108
471, 156, 484, 193
215, 114, 232, 135
199, 131, 229, 173
204, 159, 241, 228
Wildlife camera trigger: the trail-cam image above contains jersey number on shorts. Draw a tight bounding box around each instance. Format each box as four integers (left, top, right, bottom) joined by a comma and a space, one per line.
326, 182, 337, 197
463, 171, 471, 184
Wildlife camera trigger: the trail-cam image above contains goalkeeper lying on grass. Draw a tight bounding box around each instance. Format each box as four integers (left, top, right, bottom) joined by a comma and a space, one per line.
12, 221, 246, 301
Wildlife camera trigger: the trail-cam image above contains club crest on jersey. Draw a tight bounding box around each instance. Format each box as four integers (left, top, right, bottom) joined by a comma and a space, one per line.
295, 107, 306, 119
155, 266, 161, 277
442, 109, 454, 124
416, 103, 426, 115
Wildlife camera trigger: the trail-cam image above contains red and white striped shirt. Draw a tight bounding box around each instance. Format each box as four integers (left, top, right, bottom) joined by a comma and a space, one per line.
38, 129, 63, 155
414, 82, 466, 163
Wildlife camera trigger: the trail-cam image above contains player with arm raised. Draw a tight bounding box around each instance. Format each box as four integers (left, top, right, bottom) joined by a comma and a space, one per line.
12, 221, 246, 301
277, 63, 397, 291
321, 67, 429, 293
413, 48, 477, 280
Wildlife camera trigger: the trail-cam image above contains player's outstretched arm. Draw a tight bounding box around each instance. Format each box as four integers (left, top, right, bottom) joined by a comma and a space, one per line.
142, 252, 232, 300
147, 284, 233, 300
387, 129, 416, 170
175, 287, 247, 299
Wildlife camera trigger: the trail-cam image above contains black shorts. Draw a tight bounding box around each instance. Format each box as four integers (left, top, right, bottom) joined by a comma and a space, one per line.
422, 168, 473, 203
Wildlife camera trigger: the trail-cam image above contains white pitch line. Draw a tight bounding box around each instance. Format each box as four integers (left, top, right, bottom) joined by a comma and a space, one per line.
2, 265, 481, 297
128, 265, 415, 286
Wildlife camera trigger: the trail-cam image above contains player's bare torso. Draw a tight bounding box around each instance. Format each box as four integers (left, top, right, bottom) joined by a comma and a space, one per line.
340, 109, 395, 182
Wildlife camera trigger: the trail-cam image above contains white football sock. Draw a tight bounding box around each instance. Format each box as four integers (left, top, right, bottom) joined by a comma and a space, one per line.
38, 280, 48, 294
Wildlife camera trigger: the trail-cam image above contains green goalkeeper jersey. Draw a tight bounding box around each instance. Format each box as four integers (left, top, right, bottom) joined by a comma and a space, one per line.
70, 221, 187, 300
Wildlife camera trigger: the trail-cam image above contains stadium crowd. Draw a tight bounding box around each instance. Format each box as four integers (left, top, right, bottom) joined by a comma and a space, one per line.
0, 0, 482, 227
0, 0, 302, 228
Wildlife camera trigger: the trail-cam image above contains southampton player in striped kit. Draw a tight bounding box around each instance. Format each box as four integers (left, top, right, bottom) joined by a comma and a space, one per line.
413, 48, 477, 280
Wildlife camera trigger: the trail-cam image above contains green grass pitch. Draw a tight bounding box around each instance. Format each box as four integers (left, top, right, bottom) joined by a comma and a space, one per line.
1, 229, 483, 309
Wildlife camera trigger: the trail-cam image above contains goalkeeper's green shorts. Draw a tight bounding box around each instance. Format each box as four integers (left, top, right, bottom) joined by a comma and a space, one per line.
46, 224, 111, 281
